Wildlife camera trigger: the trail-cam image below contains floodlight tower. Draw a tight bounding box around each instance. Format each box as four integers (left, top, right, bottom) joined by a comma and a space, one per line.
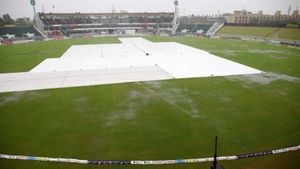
30, 0, 36, 15
172, 0, 179, 34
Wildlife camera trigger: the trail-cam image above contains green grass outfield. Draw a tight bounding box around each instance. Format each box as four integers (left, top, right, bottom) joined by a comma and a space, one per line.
0, 37, 299, 169
0, 37, 120, 73
217, 26, 300, 40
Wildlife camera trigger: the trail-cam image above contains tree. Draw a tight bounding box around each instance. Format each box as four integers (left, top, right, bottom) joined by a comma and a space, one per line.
15, 17, 32, 26
0, 17, 4, 26
16, 18, 27, 25
2, 14, 14, 25
25, 17, 31, 23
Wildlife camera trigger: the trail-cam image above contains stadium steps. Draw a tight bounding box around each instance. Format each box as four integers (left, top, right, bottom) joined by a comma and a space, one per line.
206, 22, 224, 37
33, 25, 46, 38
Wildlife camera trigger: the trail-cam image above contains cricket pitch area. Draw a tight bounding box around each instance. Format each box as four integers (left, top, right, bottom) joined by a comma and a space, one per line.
0, 37, 262, 93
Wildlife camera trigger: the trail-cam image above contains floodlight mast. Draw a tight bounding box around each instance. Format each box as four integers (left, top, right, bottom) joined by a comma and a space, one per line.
172, 0, 179, 34
30, 0, 36, 15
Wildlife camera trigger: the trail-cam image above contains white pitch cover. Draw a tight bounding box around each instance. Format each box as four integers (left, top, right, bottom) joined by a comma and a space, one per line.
0, 38, 262, 93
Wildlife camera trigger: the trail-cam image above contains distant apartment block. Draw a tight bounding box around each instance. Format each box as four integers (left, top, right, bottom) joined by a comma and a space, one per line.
225, 10, 300, 25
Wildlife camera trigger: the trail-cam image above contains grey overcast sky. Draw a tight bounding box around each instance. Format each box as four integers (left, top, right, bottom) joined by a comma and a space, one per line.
0, 0, 299, 19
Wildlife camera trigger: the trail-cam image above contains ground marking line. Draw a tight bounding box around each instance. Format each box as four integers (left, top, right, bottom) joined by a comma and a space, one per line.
138, 82, 200, 118
0, 145, 299, 165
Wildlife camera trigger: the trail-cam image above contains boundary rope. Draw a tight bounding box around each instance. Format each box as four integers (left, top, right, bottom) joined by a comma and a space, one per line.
0, 145, 299, 165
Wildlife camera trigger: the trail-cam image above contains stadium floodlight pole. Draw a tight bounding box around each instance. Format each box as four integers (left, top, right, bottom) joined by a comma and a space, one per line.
30, 0, 36, 15
172, 0, 179, 34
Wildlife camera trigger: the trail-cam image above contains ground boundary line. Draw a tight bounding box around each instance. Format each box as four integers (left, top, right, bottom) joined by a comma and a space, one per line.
0, 145, 299, 165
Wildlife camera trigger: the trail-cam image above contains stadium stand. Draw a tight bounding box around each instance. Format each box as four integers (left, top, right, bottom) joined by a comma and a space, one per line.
0, 26, 43, 44
0, 26, 41, 38
33, 1, 181, 37
176, 23, 213, 34
36, 12, 175, 37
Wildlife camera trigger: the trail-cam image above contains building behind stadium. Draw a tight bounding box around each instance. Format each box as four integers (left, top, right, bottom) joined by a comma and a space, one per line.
225, 9, 300, 26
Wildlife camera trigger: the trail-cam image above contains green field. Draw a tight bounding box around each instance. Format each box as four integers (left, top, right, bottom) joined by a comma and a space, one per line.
0, 37, 120, 73
217, 26, 300, 40
0, 37, 299, 169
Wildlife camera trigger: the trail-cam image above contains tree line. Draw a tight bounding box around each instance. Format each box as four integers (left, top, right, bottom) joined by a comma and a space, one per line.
0, 14, 33, 26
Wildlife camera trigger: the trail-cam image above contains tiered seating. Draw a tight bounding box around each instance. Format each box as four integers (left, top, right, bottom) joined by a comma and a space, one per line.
0, 26, 41, 37
38, 12, 175, 36
40, 15, 173, 25
176, 24, 213, 33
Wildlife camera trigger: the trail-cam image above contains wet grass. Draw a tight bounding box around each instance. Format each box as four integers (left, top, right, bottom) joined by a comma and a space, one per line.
0, 36, 299, 169
217, 26, 277, 37
0, 37, 120, 73
217, 26, 300, 40
145, 36, 300, 77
